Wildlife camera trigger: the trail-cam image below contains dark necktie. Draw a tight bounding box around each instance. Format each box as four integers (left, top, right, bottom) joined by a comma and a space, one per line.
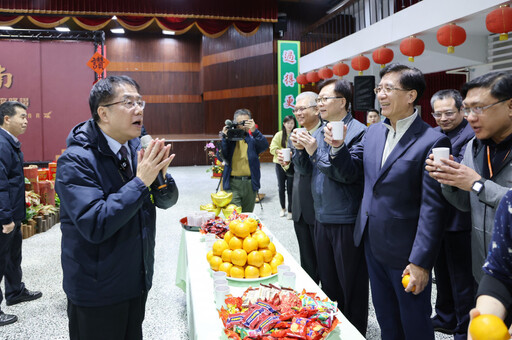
119, 145, 133, 178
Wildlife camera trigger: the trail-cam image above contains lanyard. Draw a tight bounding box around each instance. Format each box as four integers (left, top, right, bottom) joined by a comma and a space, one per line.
487, 145, 511, 178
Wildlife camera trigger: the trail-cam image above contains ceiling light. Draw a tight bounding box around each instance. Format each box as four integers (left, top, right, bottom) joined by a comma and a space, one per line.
55, 27, 70, 32
112, 16, 118, 21
0, 26, 13, 30
162, 30, 175, 35
110, 28, 125, 34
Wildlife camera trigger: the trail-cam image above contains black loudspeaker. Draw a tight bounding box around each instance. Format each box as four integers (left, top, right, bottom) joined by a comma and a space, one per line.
274, 13, 287, 37
354, 76, 375, 111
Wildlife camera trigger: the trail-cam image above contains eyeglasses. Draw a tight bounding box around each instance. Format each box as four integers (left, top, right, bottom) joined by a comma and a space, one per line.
461, 98, 510, 116
102, 98, 146, 110
374, 86, 410, 95
315, 96, 344, 104
431, 110, 457, 119
293, 105, 317, 114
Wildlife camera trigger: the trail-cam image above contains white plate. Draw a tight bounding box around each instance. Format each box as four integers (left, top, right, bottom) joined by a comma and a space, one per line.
226, 273, 277, 282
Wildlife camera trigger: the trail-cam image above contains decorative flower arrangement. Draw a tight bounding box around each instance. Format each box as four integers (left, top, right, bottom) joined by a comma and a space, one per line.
205, 141, 224, 177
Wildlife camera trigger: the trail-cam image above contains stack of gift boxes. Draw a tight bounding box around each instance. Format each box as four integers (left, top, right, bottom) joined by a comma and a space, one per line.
21, 162, 59, 239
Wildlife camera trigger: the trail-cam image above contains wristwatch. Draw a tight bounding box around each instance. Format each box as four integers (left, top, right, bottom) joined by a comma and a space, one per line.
471, 180, 484, 195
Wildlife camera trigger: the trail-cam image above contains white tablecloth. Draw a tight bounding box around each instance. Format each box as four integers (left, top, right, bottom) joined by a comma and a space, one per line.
175, 223, 364, 340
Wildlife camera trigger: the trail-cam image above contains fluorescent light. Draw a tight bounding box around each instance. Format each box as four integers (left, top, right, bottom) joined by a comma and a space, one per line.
162, 30, 175, 35
55, 27, 70, 32
110, 28, 125, 34
112, 16, 118, 21
0, 26, 13, 30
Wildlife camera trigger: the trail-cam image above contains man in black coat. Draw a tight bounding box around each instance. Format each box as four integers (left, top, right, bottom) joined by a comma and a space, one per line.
0, 101, 42, 326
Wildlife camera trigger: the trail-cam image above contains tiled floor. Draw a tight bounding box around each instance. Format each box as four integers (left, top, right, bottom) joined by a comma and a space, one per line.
1, 163, 452, 339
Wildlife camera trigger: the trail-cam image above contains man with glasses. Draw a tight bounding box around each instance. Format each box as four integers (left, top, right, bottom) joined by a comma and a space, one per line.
426, 71, 512, 288
429, 89, 474, 339
291, 79, 368, 335
326, 63, 450, 339
56, 75, 179, 340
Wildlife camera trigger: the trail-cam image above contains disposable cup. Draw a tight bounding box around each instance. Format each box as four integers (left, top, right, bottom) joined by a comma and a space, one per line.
213, 278, 228, 288
432, 147, 450, 170
282, 148, 291, 162
330, 121, 344, 140
212, 271, 227, 281
214, 285, 230, 308
295, 127, 307, 134
277, 264, 291, 285
281, 271, 296, 289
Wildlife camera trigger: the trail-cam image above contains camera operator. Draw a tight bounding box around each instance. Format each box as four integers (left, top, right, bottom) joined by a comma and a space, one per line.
220, 108, 269, 212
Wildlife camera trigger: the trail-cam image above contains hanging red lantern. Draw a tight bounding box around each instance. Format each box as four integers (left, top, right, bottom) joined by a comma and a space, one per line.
399, 36, 425, 62
486, 5, 512, 41
333, 62, 349, 77
437, 23, 466, 54
297, 74, 308, 88
372, 47, 394, 68
351, 55, 370, 75
318, 67, 333, 80
306, 71, 321, 85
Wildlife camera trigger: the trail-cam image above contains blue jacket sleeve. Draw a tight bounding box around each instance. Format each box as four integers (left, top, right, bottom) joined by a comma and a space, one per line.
0, 151, 13, 224
251, 129, 269, 155
329, 134, 365, 182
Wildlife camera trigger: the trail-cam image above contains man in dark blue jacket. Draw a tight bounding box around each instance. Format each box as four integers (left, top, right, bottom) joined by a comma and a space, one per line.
0, 101, 42, 326
220, 108, 268, 212
55, 76, 178, 340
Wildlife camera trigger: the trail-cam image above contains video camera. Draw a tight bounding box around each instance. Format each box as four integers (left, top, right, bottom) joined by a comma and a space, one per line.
223, 119, 248, 141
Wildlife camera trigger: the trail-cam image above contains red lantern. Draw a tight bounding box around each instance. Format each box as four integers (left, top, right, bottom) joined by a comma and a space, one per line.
486, 5, 512, 41
333, 62, 349, 77
372, 47, 394, 68
351, 55, 370, 75
297, 74, 308, 88
437, 23, 466, 54
318, 67, 333, 80
399, 36, 425, 62
306, 71, 321, 85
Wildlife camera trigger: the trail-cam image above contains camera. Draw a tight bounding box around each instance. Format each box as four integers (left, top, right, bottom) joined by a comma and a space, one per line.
223, 119, 248, 141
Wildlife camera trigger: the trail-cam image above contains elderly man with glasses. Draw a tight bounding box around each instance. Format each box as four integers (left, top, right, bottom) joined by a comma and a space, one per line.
427, 71, 512, 289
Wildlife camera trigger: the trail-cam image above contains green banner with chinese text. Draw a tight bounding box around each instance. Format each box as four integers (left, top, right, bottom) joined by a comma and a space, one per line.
277, 40, 300, 130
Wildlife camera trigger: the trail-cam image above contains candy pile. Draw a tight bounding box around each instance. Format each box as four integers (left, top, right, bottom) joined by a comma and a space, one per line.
200, 218, 229, 238
219, 284, 339, 340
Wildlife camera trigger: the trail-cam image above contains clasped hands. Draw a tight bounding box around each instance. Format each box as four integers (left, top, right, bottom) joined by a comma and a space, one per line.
290, 129, 318, 156
425, 154, 481, 191
136, 138, 175, 187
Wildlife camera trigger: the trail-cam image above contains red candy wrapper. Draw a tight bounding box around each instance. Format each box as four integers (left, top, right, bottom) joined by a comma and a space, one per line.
243, 307, 266, 329
290, 317, 309, 338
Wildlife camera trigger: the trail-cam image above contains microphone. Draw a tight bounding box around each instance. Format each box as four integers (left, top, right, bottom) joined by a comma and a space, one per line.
140, 135, 167, 190
225, 119, 234, 127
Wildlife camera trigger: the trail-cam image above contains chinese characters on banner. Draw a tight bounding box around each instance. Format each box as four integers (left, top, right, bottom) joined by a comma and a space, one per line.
277, 41, 300, 130
87, 50, 109, 79
0, 65, 13, 89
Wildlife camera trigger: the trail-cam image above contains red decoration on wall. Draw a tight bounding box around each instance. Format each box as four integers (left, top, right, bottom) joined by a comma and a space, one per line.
372, 47, 394, 68
333, 62, 349, 77
297, 74, 308, 88
318, 67, 333, 80
399, 36, 425, 62
486, 5, 512, 41
351, 55, 370, 75
87, 52, 110, 76
306, 71, 320, 85
437, 23, 466, 54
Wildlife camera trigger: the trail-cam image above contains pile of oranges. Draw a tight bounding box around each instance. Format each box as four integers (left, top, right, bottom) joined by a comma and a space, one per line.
206, 217, 284, 279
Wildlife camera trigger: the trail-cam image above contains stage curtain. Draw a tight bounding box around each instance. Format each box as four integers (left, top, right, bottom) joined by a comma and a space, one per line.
155, 17, 195, 34
117, 16, 154, 31
27, 16, 69, 28
73, 16, 111, 30
0, 14, 22, 26
233, 21, 260, 36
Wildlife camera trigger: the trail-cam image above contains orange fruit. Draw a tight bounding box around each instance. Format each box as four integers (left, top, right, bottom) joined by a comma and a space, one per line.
230, 265, 245, 278
218, 262, 233, 277
224, 230, 233, 244
229, 236, 242, 250
401, 274, 416, 292
260, 249, 273, 263
245, 265, 260, 279
469, 314, 510, 340
247, 250, 264, 268
259, 263, 272, 277
267, 242, 276, 255
206, 250, 214, 262
254, 233, 270, 249
221, 249, 232, 263
233, 222, 250, 238
209, 255, 222, 271
270, 258, 280, 274
273, 252, 284, 264
231, 249, 248, 266
243, 236, 259, 253
245, 218, 258, 233
212, 239, 229, 256
252, 229, 264, 238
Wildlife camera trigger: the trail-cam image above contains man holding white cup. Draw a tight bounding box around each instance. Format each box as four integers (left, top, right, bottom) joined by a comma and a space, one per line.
291, 79, 368, 335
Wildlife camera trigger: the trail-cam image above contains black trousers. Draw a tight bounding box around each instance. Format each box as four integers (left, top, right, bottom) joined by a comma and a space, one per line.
68, 291, 148, 340
275, 163, 292, 212
314, 221, 368, 336
293, 216, 319, 283
0, 221, 25, 308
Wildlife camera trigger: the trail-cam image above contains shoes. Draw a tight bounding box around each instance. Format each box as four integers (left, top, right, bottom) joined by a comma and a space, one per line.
279, 209, 286, 217
287, 212, 292, 220
431, 316, 455, 335
6, 289, 42, 306
0, 312, 17, 326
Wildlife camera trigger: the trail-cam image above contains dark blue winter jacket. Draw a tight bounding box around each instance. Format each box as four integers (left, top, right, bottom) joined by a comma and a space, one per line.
55, 119, 178, 307
0, 128, 26, 225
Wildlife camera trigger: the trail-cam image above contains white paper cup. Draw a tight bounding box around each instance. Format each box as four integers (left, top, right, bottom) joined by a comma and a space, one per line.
281, 271, 296, 289
277, 264, 290, 285
330, 121, 344, 140
295, 128, 307, 134
212, 271, 227, 281
432, 147, 450, 170
213, 278, 228, 288
282, 148, 291, 162
214, 285, 230, 308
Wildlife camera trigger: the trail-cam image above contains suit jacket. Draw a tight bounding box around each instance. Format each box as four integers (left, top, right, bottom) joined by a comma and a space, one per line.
332, 114, 450, 270
435, 119, 474, 232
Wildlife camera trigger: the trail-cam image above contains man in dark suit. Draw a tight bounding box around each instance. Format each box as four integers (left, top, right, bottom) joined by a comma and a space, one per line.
429, 89, 475, 339
325, 63, 450, 340
278, 91, 320, 283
